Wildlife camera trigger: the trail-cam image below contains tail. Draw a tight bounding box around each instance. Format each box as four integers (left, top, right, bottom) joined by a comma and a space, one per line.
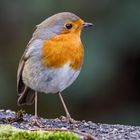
17, 86, 35, 106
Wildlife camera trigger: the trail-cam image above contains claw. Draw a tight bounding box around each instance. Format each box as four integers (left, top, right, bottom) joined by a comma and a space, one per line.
60, 116, 80, 124
29, 116, 44, 127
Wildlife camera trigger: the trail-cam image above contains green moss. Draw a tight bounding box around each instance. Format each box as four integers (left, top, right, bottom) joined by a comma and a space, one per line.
0, 125, 80, 140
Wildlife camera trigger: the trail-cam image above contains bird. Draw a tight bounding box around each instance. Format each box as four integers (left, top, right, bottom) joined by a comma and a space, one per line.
17, 12, 93, 125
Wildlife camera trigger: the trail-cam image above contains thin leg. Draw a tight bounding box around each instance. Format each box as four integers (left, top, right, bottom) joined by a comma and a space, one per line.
30, 92, 43, 127
35, 91, 38, 118
58, 92, 71, 119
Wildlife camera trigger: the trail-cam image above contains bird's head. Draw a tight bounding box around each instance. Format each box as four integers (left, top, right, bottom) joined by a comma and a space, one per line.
35, 12, 93, 39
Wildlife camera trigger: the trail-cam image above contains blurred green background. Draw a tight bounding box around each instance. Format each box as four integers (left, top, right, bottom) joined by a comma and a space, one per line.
0, 0, 140, 125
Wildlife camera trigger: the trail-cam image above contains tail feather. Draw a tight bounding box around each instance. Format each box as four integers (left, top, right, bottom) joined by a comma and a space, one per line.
17, 86, 35, 105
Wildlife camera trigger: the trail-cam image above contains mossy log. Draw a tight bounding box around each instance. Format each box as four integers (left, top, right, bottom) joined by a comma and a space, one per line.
0, 110, 140, 140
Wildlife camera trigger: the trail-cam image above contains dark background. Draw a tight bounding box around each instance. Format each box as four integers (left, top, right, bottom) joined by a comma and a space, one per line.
0, 0, 140, 125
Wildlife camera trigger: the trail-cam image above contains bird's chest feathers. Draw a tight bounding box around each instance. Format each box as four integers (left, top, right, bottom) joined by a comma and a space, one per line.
41, 33, 84, 70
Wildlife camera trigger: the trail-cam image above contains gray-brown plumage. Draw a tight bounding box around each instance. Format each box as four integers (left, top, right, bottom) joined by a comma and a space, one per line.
17, 52, 35, 105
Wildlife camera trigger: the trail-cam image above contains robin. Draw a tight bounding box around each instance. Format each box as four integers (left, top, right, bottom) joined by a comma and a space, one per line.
17, 12, 93, 124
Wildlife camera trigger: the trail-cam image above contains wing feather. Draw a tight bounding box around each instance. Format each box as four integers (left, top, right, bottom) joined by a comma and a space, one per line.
17, 50, 35, 105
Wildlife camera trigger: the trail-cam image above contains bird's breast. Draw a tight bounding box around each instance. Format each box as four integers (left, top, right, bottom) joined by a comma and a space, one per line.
41, 33, 84, 70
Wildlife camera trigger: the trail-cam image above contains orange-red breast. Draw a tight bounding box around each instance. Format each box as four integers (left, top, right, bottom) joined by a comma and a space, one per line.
17, 12, 93, 124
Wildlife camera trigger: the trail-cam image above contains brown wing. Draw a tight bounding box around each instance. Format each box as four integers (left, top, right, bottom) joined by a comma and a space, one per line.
17, 53, 26, 95
17, 51, 35, 105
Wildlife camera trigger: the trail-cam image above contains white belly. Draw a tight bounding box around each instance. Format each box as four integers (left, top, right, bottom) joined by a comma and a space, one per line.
22, 57, 80, 93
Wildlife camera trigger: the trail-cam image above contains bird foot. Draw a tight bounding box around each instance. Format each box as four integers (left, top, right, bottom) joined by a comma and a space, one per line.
60, 115, 80, 124
29, 116, 44, 128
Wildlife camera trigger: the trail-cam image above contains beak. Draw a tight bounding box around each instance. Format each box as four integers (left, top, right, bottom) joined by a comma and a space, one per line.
83, 22, 94, 28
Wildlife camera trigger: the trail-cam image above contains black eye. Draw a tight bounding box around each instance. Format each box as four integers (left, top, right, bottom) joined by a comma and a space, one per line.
65, 23, 73, 29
